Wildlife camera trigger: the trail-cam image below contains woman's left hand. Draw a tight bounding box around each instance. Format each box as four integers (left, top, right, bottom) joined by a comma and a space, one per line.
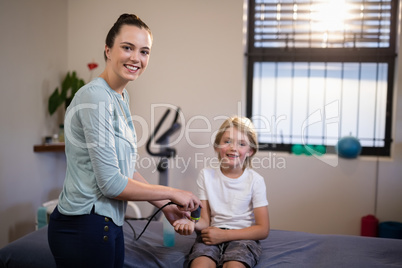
162, 204, 190, 225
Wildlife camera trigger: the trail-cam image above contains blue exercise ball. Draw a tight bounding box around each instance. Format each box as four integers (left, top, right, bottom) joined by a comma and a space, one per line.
336, 136, 362, 159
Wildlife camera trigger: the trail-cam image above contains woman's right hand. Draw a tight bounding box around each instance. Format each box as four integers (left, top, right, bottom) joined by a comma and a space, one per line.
170, 188, 201, 212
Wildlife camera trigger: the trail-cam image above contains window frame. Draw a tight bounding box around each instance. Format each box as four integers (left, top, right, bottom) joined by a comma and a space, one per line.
245, 0, 398, 156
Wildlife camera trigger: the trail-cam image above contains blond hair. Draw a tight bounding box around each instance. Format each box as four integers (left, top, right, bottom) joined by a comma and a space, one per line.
213, 116, 258, 169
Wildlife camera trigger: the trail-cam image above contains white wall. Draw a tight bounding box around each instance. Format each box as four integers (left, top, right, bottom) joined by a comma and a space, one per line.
0, 0, 68, 248
0, 0, 401, 248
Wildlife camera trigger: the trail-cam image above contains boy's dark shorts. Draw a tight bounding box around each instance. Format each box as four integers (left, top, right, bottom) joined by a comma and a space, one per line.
188, 234, 262, 268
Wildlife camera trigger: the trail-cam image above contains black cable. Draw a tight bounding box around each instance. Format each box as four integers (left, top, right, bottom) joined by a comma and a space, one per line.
125, 202, 201, 241
125, 201, 175, 241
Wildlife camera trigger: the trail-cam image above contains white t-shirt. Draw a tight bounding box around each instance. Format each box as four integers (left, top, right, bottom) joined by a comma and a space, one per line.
197, 167, 268, 229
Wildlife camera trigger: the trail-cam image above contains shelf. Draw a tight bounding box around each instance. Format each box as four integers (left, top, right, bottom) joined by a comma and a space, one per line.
33, 143, 65, 152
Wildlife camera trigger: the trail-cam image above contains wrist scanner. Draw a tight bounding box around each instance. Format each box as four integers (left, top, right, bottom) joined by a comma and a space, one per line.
190, 207, 201, 221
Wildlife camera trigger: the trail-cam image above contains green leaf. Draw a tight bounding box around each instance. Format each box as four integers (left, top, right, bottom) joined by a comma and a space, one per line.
48, 70, 86, 115
65, 97, 73, 109
61, 72, 71, 98
71, 78, 85, 96
48, 87, 62, 115
71, 71, 77, 79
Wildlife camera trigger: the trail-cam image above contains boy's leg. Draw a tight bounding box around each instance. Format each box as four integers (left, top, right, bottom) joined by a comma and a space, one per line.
188, 235, 220, 267
190, 256, 216, 268
220, 240, 261, 268
223, 261, 247, 268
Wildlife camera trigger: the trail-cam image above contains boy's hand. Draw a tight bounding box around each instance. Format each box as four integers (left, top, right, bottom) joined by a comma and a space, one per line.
200, 227, 226, 245
173, 218, 195, 236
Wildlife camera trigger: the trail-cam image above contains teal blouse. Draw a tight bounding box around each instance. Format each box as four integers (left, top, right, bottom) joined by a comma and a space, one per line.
58, 77, 137, 226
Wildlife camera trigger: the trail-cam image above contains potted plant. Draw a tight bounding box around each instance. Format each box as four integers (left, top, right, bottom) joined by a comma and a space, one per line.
48, 71, 85, 115
48, 62, 98, 115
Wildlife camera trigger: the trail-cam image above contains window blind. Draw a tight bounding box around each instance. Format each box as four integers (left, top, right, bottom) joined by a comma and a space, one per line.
246, 0, 397, 156
253, 0, 393, 49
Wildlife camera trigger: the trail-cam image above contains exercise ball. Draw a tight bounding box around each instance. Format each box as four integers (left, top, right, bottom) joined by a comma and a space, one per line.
291, 144, 304, 155
315, 145, 326, 155
336, 136, 362, 159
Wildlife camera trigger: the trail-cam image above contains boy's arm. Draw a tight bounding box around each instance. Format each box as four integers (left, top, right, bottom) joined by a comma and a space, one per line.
200, 206, 270, 245
173, 200, 210, 235
194, 200, 210, 231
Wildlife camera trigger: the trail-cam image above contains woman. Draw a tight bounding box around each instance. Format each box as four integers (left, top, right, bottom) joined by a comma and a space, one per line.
48, 13, 201, 268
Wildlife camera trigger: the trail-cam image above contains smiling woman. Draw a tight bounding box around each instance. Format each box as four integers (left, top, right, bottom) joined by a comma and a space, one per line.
47, 13, 201, 268
101, 24, 152, 94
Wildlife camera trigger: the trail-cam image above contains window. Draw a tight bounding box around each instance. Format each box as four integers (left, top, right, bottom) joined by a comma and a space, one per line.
246, 0, 398, 156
